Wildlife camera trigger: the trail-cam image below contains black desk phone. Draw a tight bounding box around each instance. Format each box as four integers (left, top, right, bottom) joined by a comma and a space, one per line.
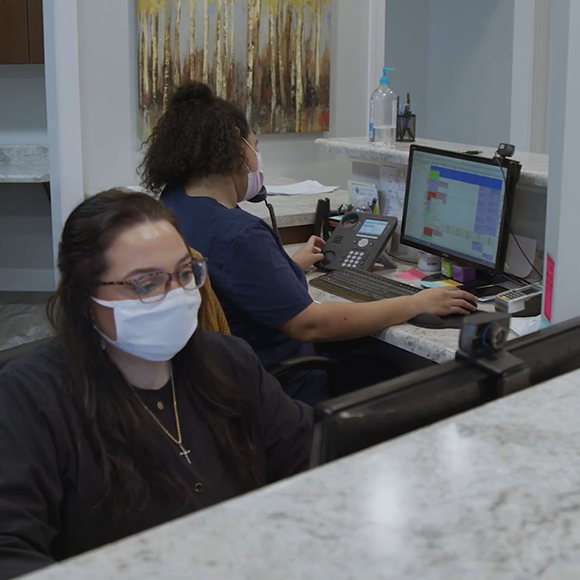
318, 212, 398, 271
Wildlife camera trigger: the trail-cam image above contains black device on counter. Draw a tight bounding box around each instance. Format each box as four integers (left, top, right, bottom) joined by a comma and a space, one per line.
317, 212, 397, 271
310, 313, 580, 466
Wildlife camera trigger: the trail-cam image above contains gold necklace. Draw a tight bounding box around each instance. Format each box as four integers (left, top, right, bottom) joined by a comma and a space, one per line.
133, 366, 191, 465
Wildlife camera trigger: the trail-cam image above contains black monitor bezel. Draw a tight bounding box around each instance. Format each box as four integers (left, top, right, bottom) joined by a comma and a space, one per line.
311, 315, 580, 467
400, 145, 516, 275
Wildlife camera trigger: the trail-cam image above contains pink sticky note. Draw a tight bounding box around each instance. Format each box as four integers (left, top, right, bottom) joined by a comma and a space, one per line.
395, 268, 426, 281
544, 254, 555, 323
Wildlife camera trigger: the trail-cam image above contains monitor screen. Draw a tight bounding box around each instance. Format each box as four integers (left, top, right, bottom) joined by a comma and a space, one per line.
359, 219, 388, 237
401, 147, 510, 272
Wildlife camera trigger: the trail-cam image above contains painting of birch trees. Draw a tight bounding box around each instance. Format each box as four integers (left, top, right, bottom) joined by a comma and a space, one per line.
138, 0, 332, 138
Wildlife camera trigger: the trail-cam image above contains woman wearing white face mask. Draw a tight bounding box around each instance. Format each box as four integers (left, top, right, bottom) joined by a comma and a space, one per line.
0, 190, 312, 579
145, 83, 477, 406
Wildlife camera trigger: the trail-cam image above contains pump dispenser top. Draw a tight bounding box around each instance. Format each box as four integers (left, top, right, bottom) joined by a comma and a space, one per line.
380, 67, 395, 85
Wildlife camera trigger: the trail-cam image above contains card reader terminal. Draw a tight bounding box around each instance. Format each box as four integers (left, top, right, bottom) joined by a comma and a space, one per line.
494, 283, 543, 317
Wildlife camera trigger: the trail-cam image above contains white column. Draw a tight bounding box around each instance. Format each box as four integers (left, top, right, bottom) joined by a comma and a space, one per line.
543, 0, 580, 323
510, 0, 534, 152
529, 0, 551, 154
43, 0, 85, 277
511, 0, 551, 155
367, 0, 387, 129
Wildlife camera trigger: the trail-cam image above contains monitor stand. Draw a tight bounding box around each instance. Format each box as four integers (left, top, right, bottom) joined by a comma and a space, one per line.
421, 271, 511, 292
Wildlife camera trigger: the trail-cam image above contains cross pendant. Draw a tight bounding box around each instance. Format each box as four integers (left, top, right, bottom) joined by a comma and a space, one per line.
179, 443, 192, 465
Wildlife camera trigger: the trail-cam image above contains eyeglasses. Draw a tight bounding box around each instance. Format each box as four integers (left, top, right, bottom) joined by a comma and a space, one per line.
98, 259, 207, 303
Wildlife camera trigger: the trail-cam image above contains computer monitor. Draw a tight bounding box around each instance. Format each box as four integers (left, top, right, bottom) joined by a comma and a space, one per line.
310, 315, 580, 467
401, 145, 520, 275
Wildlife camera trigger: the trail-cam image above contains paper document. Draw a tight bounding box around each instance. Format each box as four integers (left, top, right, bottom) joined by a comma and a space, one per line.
395, 268, 426, 282
347, 180, 378, 209
420, 279, 463, 288
266, 180, 338, 196
504, 235, 537, 278
510, 315, 542, 337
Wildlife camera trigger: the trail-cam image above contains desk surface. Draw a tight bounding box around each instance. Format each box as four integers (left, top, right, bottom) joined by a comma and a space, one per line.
240, 177, 350, 228
283, 243, 493, 364
27, 366, 580, 580
294, 251, 465, 364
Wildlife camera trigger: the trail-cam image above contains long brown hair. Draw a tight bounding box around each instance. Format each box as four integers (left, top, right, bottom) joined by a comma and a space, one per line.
48, 189, 263, 516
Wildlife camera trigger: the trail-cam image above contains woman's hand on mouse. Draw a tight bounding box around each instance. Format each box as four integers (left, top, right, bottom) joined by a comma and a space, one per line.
292, 236, 326, 271
412, 287, 478, 316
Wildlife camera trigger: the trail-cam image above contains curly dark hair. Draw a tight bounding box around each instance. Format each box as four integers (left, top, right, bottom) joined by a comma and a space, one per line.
140, 82, 251, 194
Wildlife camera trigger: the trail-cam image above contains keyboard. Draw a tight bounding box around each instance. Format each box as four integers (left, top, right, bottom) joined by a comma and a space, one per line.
309, 268, 419, 302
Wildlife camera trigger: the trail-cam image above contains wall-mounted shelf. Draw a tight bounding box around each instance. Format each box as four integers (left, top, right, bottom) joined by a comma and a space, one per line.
0, 145, 49, 183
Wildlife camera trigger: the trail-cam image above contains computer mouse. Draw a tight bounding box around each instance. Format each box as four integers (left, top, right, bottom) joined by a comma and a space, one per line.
410, 313, 446, 329
410, 305, 478, 329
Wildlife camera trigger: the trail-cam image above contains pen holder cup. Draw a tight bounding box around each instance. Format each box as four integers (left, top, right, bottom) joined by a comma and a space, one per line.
396, 114, 416, 142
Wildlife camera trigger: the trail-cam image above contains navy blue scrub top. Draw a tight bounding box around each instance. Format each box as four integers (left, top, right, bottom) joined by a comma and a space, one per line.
161, 186, 322, 402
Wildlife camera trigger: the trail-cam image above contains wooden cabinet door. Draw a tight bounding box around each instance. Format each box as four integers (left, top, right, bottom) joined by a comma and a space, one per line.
0, 0, 30, 64
27, 0, 44, 64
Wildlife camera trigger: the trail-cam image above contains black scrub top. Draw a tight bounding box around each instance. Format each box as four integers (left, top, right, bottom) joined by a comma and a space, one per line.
0, 333, 313, 580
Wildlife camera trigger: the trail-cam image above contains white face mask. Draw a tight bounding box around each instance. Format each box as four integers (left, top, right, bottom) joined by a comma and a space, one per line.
92, 287, 202, 362
241, 137, 264, 201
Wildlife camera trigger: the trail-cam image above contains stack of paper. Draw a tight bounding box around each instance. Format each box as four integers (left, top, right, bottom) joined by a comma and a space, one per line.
266, 180, 338, 196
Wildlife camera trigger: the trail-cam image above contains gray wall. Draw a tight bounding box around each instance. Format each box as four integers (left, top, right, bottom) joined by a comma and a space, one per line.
0, 66, 51, 290
0, 65, 47, 144
0, 183, 53, 291
385, 0, 515, 147
384, 0, 430, 138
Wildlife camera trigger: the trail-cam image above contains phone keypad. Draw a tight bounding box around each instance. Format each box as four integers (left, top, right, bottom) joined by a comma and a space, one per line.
342, 250, 365, 268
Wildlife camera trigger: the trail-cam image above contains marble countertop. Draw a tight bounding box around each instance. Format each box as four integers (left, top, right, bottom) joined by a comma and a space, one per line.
306, 270, 460, 364
281, 243, 510, 364
0, 145, 49, 183
27, 366, 580, 579
315, 136, 549, 189
240, 176, 350, 228
282, 243, 461, 363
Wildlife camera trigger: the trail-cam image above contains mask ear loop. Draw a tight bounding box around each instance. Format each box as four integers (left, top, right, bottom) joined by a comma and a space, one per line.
241, 137, 259, 170
89, 295, 111, 350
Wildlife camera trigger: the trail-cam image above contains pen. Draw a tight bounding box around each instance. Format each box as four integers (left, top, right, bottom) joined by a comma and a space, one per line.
460, 150, 483, 155
402, 93, 412, 140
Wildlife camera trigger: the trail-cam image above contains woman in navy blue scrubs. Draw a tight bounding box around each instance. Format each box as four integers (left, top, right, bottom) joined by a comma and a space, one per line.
140, 83, 476, 405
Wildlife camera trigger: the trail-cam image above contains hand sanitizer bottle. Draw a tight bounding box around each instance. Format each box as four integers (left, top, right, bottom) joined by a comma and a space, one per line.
369, 67, 397, 147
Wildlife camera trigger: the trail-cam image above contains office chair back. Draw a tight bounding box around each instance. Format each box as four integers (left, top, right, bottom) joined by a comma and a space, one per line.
0, 338, 52, 371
